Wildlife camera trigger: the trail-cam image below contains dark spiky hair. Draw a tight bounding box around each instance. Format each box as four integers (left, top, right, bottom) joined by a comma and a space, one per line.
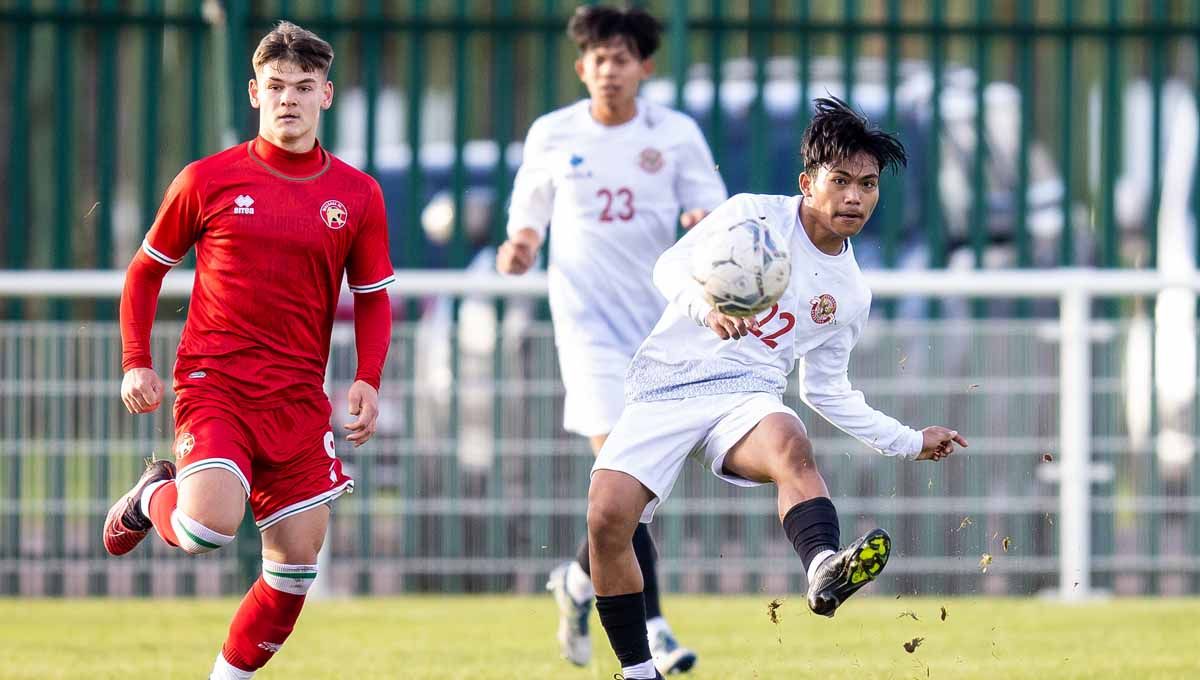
567, 5, 661, 60
800, 96, 907, 176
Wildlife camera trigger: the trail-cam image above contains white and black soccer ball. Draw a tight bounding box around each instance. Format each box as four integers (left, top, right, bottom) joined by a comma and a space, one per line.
690, 217, 791, 318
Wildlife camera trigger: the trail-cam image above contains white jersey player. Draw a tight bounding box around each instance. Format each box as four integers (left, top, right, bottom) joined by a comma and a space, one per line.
496, 5, 725, 676
585, 97, 969, 680
507, 97, 725, 436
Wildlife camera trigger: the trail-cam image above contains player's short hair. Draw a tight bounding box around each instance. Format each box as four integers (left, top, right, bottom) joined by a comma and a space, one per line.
252, 21, 334, 76
567, 5, 661, 60
801, 96, 907, 176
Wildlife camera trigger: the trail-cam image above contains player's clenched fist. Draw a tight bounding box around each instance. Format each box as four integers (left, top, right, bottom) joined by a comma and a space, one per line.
915, 426, 968, 461
704, 310, 761, 340
121, 367, 164, 414
496, 239, 535, 275
497, 228, 542, 275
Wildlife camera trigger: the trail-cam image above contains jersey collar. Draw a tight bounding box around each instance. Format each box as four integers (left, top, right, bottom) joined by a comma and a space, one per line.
250, 136, 330, 180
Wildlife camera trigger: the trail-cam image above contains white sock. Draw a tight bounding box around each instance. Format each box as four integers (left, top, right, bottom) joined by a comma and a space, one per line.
565, 560, 594, 603
139, 479, 170, 519
209, 651, 254, 680
807, 549, 836, 584
621, 659, 657, 679
645, 615, 669, 642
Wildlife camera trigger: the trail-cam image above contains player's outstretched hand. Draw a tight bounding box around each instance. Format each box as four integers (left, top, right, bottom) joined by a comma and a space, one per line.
344, 380, 380, 447
704, 310, 760, 340
679, 208, 709, 229
121, 367, 164, 415
915, 426, 968, 461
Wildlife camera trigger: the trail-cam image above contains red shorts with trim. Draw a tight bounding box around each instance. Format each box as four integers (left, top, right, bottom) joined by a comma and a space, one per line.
171, 390, 353, 531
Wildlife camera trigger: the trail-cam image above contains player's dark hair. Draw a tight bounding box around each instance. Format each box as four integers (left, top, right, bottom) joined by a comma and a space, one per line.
800, 96, 907, 175
253, 21, 334, 76
567, 5, 661, 60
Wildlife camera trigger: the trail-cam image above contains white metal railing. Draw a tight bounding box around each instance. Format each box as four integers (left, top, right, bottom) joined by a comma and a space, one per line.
3, 267, 1198, 600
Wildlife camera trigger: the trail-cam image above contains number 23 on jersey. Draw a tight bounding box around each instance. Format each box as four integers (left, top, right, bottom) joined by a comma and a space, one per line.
597, 187, 635, 222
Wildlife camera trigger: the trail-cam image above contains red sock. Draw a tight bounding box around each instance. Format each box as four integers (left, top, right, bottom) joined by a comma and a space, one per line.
146, 480, 180, 547
221, 576, 307, 671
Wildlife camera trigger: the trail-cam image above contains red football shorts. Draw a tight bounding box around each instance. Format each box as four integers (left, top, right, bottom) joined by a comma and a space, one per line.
171, 391, 354, 531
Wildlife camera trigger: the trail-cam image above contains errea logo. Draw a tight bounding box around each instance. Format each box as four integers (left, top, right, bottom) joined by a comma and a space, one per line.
233, 194, 255, 215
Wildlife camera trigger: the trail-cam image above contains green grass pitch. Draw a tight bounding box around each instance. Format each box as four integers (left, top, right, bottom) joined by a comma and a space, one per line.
1, 596, 1195, 678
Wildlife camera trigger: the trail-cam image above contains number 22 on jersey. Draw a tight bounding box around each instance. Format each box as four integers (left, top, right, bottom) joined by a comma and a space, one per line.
597, 187, 635, 222
748, 304, 795, 349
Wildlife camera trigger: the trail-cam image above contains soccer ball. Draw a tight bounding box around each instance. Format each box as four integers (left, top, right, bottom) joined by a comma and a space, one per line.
690, 217, 791, 318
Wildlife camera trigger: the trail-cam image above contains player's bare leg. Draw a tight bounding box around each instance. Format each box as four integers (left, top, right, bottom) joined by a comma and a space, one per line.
177, 469, 249, 539
587, 469, 663, 679
210, 505, 330, 680
550, 435, 695, 673
106, 465, 243, 557
722, 412, 890, 617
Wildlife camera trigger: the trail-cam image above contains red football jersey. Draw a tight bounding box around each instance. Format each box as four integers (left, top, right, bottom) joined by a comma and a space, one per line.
131, 137, 394, 405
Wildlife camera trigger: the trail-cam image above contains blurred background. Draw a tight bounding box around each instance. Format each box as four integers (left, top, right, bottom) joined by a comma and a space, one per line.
0, 0, 1197, 602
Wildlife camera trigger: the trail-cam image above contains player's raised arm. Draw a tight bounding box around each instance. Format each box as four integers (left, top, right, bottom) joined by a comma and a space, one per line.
498, 120, 554, 275
673, 116, 727, 229
344, 180, 395, 447
798, 309, 951, 460
652, 193, 755, 329
119, 163, 204, 414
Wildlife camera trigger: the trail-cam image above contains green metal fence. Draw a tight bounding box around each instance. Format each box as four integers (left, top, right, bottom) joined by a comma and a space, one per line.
2, 1, 1199, 304
2, 309, 1198, 597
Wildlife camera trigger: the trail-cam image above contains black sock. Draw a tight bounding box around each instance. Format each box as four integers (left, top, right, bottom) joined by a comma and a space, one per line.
632, 523, 662, 620
782, 497, 841, 572
595, 592, 652, 669
575, 535, 591, 575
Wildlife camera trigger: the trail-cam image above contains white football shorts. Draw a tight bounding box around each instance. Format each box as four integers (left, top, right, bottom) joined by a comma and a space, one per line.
558, 344, 632, 438
592, 391, 801, 522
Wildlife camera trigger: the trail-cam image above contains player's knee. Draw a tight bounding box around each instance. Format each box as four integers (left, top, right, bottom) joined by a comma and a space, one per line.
775, 431, 819, 480
171, 509, 237, 555
586, 498, 637, 548
261, 559, 318, 596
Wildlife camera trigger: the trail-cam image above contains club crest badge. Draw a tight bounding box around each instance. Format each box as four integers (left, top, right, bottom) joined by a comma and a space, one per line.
638, 147, 664, 174
175, 432, 195, 459
809, 294, 837, 324
320, 199, 348, 230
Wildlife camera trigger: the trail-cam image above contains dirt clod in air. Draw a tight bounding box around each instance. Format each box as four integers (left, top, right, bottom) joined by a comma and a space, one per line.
897, 610, 919, 621
767, 598, 783, 625
1002, 536, 1013, 552
940, 606, 948, 621
903, 637, 925, 653
979, 553, 994, 573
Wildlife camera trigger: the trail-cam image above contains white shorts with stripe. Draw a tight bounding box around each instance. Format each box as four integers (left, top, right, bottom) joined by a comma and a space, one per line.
592, 392, 800, 523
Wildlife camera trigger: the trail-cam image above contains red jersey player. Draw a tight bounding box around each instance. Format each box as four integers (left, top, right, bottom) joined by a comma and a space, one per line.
101, 22, 393, 680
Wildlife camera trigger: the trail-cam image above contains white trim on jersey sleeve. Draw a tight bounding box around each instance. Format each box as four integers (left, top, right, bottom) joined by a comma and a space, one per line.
798, 310, 924, 459
141, 238, 185, 267
348, 274, 395, 294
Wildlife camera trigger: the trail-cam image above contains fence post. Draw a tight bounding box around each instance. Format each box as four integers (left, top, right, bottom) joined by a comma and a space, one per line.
1059, 286, 1091, 599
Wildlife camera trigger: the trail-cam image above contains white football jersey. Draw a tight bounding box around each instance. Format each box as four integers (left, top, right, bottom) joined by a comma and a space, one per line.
507, 98, 727, 358
626, 192, 923, 459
